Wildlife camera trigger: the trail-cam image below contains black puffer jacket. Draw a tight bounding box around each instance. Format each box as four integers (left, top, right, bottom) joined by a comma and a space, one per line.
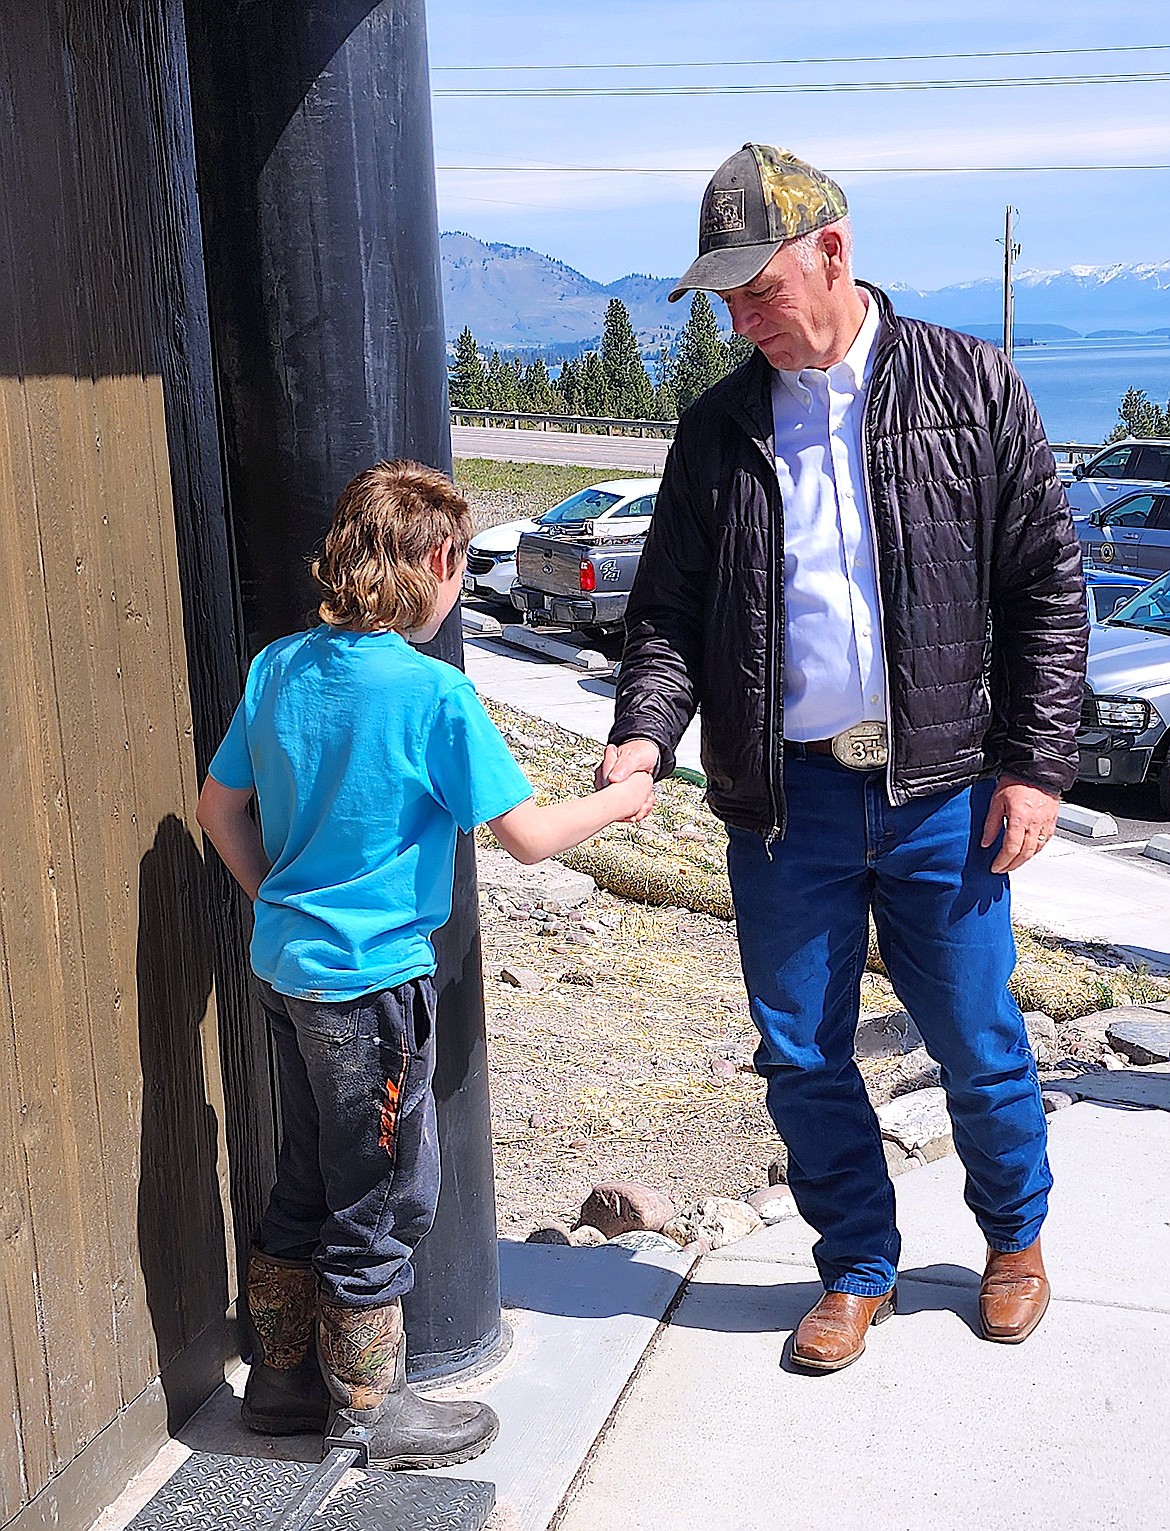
610, 284, 1088, 838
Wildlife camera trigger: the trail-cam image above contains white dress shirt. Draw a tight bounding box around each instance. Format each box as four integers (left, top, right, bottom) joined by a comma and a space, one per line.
771, 293, 887, 742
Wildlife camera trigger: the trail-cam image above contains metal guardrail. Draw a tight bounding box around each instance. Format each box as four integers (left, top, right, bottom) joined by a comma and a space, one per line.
450, 408, 676, 438
451, 410, 1103, 461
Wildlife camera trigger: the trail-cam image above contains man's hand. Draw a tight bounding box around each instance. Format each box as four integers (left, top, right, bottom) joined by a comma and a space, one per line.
981, 775, 1060, 874
596, 738, 660, 823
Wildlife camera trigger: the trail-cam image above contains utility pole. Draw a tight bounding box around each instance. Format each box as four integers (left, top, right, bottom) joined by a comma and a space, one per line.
1002, 205, 1020, 362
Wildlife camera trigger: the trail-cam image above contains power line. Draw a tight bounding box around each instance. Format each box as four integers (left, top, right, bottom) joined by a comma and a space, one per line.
433, 43, 1170, 74
437, 163, 1170, 175
434, 70, 1170, 99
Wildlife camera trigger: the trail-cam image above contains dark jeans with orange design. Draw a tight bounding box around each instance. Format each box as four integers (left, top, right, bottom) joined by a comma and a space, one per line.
256, 976, 439, 1308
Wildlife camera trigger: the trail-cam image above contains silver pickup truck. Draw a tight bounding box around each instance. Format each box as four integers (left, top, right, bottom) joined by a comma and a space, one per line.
510, 524, 649, 634
509, 484, 656, 634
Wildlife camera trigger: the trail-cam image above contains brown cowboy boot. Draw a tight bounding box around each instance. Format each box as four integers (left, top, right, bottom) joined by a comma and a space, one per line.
241, 1248, 332, 1434
318, 1295, 498, 1469
980, 1239, 1050, 1343
791, 1287, 897, 1372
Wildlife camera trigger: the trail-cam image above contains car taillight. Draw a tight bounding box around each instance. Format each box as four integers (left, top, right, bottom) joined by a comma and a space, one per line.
579, 560, 596, 592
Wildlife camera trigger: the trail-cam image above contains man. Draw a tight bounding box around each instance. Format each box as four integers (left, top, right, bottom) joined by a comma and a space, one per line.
599, 144, 1087, 1372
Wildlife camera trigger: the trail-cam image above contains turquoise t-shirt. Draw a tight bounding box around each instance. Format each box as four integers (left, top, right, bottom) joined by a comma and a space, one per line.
208, 626, 532, 1000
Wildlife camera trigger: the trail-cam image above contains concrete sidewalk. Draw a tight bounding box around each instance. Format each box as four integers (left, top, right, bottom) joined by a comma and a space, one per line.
559, 1092, 1170, 1531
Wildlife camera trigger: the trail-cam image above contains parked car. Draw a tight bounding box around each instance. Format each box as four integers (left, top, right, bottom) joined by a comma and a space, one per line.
510, 510, 654, 635
1064, 438, 1170, 520
1077, 570, 1170, 808
1078, 490, 1170, 578
1084, 568, 1149, 625
462, 478, 659, 604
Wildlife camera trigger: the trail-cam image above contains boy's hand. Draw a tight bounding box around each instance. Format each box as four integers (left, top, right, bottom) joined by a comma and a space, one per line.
607, 770, 656, 824
596, 738, 660, 791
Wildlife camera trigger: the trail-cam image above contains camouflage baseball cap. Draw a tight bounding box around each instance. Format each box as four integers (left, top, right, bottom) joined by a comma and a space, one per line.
668, 144, 848, 301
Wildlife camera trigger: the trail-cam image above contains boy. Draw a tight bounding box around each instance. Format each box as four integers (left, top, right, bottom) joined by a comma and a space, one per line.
196, 460, 653, 1468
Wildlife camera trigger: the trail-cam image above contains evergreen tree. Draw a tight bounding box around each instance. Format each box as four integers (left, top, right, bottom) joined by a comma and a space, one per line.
448, 326, 488, 410
725, 331, 756, 372
520, 357, 558, 414
599, 298, 654, 420
652, 343, 678, 420
557, 355, 582, 415
672, 292, 729, 412
485, 349, 520, 412
1107, 386, 1170, 442
577, 351, 610, 419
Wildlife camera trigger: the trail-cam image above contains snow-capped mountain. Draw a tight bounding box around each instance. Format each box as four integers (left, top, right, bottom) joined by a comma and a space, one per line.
441, 232, 1170, 351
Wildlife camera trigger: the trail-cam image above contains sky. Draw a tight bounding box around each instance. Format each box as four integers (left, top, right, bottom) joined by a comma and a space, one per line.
426, 0, 1170, 291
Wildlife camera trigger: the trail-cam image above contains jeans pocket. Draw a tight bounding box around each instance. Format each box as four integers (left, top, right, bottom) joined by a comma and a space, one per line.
406, 978, 436, 1056
285, 996, 361, 1046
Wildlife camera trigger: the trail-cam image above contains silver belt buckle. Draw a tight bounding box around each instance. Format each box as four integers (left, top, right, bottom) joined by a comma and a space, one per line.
830, 721, 889, 770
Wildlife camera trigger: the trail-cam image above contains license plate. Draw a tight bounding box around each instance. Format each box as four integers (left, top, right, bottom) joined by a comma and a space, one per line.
462, 574, 475, 593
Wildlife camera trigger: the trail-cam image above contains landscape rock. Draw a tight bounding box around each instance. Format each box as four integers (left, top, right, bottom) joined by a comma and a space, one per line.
525, 1225, 571, 1245
876, 1087, 954, 1162
477, 848, 596, 912
576, 1180, 675, 1239
1104, 1010, 1170, 1066
767, 1156, 788, 1186
500, 965, 545, 993
886, 1046, 942, 1095
746, 1185, 800, 1224
708, 1055, 737, 1084
568, 1225, 607, 1247
1023, 1010, 1058, 1049
882, 1139, 923, 1177
855, 1008, 924, 1061
605, 1230, 680, 1254
1041, 1087, 1076, 1114
662, 1196, 763, 1251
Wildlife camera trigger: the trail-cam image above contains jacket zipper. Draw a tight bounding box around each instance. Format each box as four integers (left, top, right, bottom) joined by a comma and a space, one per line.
760, 437, 784, 853
859, 359, 898, 804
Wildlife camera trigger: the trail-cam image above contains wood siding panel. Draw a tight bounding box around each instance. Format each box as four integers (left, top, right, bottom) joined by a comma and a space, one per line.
0, 1, 249, 1519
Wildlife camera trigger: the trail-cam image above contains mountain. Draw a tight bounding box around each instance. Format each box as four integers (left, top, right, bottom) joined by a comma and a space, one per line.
440, 232, 1170, 352
890, 263, 1170, 336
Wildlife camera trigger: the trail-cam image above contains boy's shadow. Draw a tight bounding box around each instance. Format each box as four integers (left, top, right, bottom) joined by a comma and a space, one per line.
136, 815, 230, 1431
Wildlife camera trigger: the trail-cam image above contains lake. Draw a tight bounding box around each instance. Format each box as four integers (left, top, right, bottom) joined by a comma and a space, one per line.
1011, 337, 1170, 448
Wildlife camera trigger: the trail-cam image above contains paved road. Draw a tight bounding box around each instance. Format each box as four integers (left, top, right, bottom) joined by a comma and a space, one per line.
452, 424, 670, 474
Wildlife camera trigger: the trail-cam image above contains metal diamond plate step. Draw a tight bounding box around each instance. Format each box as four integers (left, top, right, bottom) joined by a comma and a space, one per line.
124, 1451, 494, 1531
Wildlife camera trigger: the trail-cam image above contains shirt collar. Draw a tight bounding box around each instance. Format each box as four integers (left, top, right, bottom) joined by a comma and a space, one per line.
775, 291, 879, 405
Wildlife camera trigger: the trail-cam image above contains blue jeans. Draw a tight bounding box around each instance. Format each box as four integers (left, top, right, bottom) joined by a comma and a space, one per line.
256, 976, 440, 1308
727, 752, 1051, 1296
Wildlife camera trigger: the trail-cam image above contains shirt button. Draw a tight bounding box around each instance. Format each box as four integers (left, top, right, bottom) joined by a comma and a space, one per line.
870, 695, 880, 705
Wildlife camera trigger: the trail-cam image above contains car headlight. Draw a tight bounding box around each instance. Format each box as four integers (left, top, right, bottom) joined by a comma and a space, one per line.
1095, 696, 1154, 731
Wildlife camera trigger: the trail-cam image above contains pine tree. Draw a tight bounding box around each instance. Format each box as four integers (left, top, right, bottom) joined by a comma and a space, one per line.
577, 351, 610, 420
557, 355, 582, 415
1107, 386, 1170, 442
485, 349, 520, 412
672, 292, 729, 412
599, 298, 654, 420
725, 331, 756, 372
520, 357, 557, 415
448, 326, 488, 410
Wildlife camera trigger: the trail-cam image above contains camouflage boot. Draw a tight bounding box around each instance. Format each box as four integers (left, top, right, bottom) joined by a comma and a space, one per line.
317, 1295, 499, 1469
241, 1248, 332, 1434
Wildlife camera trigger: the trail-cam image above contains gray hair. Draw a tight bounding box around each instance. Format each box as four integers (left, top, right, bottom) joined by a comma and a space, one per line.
787, 216, 853, 275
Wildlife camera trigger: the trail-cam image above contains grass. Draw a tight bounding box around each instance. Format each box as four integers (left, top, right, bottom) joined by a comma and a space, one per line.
453, 457, 603, 518
479, 696, 1170, 1026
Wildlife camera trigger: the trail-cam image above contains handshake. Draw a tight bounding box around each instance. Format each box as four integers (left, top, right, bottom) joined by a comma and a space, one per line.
594, 737, 661, 824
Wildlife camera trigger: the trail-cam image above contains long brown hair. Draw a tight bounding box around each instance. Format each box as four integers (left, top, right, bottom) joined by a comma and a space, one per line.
312, 460, 472, 632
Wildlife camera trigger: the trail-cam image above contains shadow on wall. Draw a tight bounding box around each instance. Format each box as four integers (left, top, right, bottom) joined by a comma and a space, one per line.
136, 814, 230, 1430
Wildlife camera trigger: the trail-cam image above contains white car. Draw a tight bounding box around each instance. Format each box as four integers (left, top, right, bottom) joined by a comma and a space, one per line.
462, 478, 660, 604
1065, 439, 1170, 521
